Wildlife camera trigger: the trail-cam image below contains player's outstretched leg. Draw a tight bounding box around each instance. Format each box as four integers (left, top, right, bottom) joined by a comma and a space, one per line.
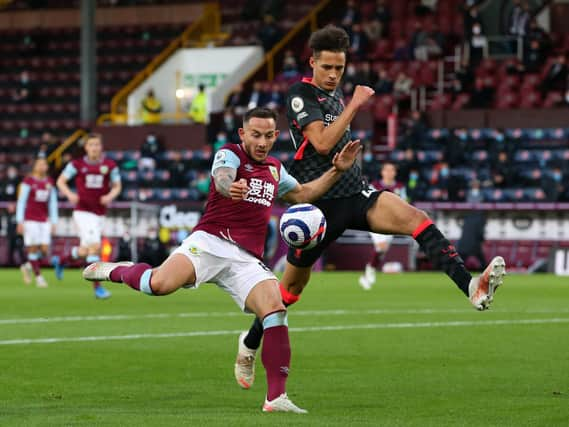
235, 283, 301, 388
260, 311, 306, 414
468, 256, 506, 310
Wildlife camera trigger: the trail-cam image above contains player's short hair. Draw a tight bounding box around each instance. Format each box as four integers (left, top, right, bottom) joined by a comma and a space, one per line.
243, 107, 278, 126
85, 132, 103, 142
309, 25, 350, 58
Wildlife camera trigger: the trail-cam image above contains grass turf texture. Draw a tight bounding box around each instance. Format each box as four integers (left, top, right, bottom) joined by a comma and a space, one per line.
1, 268, 568, 426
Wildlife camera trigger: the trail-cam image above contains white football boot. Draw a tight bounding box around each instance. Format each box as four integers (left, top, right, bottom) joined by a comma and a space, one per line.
365, 263, 376, 284
468, 256, 506, 310
234, 331, 256, 389
35, 275, 48, 288
262, 393, 308, 414
82, 261, 134, 282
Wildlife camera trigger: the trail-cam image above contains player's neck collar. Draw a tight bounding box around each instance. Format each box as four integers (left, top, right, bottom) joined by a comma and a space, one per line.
83, 155, 104, 165
301, 77, 335, 95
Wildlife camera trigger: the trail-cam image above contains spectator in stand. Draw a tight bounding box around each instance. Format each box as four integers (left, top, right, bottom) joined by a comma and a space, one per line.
226, 84, 248, 116
188, 84, 208, 124
257, 14, 282, 52
523, 39, 544, 74
247, 81, 268, 110
507, 0, 523, 36
397, 148, 419, 183
262, 0, 285, 21
221, 108, 240, 144
457, 210, 487, 271
347, 23, 369, 61
139, 133, 164, 171
374, 0, 391, 37
466, 178, 484, 203
138, 227, 169, 267
511, 0, 531, 37
540, 53, 568, 95
280, 49, 301, 81
1, 165, 20, 202
4, 202, 27, 267
362, 17, 382, 42
464, 4, 481, 39
141, 89, 162, 124
265, 82, 285, 110
468, 22, 486, 69
469, 77, 494, 109
38, 132, 58, 158
491, 151, 516, 188
167, 151, 188, 188
542, 165, 566, 202
399, 110, 428, 150
393, 71, 413, 108
374, 68, 394, 94
525, 18, 551, 55
354, 61, 373, 87
340, 0, 361, 28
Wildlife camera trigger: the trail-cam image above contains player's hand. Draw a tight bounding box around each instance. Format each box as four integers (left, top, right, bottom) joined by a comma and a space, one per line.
351, 85, 375, 108
229, 178, 249, 201
332, 139, 361, 172
100, 194, 112, 206
16, 223, 23, 235
67, 192, 79, 205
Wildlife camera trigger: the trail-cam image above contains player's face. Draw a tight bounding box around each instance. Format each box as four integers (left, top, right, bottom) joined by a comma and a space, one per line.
33, 158, 48, 177
84, 137, 103, 160
310, 51, 346, 91
239, 117, 280, 162
381, 164, 396, 183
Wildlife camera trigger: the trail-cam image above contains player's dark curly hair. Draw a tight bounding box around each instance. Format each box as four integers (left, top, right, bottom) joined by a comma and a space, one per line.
243, 107, 278, 124
308, 24, 350, 58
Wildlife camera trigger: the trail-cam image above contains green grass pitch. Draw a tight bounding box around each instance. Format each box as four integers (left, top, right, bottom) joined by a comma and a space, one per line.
1, 268, 569, 426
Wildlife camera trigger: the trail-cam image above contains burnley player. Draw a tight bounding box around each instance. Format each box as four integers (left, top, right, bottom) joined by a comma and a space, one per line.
82, 107, 361, 413
235, 24, 506, 389
55, 133, 121, 299
16, 157, 58, 288
359, 162, 408, 290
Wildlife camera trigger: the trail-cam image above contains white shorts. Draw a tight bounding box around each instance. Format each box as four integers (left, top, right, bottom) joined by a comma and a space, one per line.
23, 221, 51, 246
369, 232, 393, 250
73, 210, 105, 246
171, 231, 277, 312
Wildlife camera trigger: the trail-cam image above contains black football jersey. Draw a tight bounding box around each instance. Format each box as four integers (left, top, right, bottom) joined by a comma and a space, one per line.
285, 78, 366, 199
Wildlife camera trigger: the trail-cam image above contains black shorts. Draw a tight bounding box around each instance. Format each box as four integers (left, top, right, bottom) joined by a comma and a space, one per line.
286, 189, 383, 267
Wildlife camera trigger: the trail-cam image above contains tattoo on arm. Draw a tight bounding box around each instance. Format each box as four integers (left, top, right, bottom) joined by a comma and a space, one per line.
213, 167, 237, 197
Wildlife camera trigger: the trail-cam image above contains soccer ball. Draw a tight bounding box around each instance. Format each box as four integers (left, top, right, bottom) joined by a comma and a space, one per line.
279, 203, 327, 250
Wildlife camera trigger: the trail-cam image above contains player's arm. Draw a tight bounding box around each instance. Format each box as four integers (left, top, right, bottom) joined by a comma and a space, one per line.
301, 85, 374, 155
211, 148, 249, 200
101, 167, 122, 205
15, 182, 30, 235
282, 140, 361, 203
56, 163, 79, 205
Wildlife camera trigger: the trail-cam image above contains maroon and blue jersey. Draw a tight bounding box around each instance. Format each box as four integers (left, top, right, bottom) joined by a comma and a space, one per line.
61, 156, 120, 215
371, 179, 408, 201
193, 143, 298, 260
16, 176, 58, 223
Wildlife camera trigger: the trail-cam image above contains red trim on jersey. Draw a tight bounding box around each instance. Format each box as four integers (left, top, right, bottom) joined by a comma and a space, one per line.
279, 283, 300, 305
293, 137, 309, 160
412, 219, 434, 239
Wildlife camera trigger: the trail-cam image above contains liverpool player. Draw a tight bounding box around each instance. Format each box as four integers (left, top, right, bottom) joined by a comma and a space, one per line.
81, 107, 360, 413
55, 133, 121, 299
16, 157, 58, 287
235, 24, 506, 389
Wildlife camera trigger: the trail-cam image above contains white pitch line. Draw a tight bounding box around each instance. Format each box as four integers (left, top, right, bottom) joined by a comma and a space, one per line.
2, 307, 569, 326
1, 317, 569, 346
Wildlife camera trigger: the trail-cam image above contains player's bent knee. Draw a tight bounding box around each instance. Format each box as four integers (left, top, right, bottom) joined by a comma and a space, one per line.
149, 272, 179, 296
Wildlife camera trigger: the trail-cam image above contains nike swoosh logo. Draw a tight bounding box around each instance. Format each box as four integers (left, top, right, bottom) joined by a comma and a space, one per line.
317, 97, 327, 102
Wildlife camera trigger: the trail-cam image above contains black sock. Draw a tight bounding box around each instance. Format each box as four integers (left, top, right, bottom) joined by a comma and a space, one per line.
415, 223, 472, 296
244, 302, 291, 350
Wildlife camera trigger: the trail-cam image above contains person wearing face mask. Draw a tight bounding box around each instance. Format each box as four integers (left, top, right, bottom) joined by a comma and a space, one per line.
1, 166, 21, 202
139, 133, 164, 171
542, 165, 566, 202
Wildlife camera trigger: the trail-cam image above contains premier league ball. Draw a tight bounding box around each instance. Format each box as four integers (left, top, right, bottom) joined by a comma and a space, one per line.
279, 203, 327, 250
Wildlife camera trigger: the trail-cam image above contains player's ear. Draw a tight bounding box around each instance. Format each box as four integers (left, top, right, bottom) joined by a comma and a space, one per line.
274, 129, 280, 139
238, 127, 245, 141
309, 56, 315, 69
